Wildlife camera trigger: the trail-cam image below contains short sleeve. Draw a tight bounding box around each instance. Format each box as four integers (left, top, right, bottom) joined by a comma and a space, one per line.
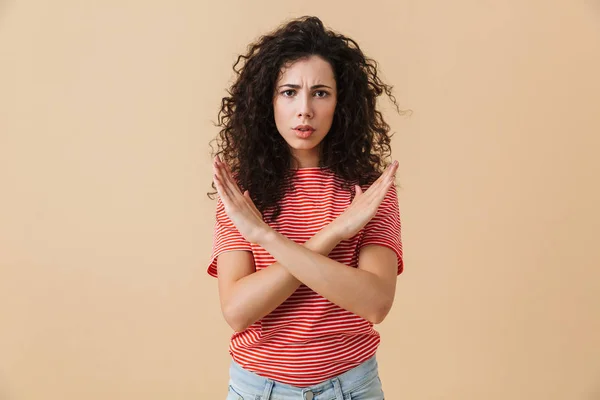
358, 183, 404, 275
206, 197, 252, 278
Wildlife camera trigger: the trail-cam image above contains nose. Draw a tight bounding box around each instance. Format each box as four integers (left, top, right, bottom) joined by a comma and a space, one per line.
298, 93, 313, 119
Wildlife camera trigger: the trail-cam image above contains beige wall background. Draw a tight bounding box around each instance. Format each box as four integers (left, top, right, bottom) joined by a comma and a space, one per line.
1, 1, 599, 399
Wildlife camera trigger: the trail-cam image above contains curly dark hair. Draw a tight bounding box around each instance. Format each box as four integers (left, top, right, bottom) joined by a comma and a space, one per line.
208, 15, 408, 222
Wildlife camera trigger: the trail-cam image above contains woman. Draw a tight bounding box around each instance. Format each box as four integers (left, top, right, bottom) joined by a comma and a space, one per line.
207, 15, 404, 400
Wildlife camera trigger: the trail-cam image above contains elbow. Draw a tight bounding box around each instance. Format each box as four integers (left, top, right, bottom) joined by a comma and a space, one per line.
368, 311, 388, 325
226, 319, 248, 333
367, 301, 393, 325
222, 304, 250, 333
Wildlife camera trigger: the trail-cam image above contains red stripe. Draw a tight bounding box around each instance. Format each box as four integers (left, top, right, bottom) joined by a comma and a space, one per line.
208, 168, 403, 385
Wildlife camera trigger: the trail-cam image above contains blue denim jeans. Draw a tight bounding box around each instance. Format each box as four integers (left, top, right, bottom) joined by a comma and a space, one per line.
226, 355, 385, 400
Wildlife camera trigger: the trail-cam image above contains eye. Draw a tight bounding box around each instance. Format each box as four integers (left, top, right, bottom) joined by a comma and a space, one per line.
281, 89, 296, 97
314, 90, 329, 98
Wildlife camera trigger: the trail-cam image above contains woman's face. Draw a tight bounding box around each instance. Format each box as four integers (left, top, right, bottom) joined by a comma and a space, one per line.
273, 55, 337, 168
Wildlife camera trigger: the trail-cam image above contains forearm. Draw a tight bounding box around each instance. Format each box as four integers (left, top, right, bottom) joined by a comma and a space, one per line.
224, 227, 342, 332
258, 228, 393, 323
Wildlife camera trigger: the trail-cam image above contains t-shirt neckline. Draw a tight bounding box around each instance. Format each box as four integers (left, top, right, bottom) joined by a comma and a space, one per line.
290, 166, 329, 172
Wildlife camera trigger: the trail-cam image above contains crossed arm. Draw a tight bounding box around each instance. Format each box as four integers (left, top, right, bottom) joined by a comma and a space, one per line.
217, 223, 398, 332
213, 155, 399, 332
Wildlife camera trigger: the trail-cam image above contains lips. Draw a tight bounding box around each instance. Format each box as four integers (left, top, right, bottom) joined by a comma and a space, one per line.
294, 124, 314, 131
292, 124, 315, 139
293, 128, 314, 139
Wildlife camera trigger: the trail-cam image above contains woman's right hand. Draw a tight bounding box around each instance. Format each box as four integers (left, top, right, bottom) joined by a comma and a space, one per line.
331, 161, 399, 241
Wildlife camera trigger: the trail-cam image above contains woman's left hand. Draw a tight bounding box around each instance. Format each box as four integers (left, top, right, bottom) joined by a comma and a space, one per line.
212, 155, 271, 244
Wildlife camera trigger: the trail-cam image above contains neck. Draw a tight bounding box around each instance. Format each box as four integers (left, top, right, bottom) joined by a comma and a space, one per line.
291, 150, 321, 169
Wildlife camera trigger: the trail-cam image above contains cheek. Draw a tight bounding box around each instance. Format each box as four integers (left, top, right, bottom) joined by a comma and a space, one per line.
272, 103, 283, 126
328, 104, 336, 117
273, 101, 291, 122
273, 103, 294, 135
322, 102, 336, 121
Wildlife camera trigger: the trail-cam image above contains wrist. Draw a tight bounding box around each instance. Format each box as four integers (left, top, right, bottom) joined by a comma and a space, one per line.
257, 226, 278, 247
325, 219, 346, 242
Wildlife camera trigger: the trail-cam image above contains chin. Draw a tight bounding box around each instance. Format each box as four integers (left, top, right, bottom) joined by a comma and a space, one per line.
290, 143, 320, 151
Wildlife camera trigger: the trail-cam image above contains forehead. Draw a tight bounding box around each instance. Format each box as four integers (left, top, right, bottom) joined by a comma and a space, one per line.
277, 55, 336, 84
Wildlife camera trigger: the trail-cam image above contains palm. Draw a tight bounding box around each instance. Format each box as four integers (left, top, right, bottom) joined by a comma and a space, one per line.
334, 161, 398, 240
212, 156, 269, 244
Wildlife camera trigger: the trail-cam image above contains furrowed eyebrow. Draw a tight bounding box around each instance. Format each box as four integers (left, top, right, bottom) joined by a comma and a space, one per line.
277, 84, 333, 90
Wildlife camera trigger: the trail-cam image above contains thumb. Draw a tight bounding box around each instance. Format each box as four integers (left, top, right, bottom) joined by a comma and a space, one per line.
244, 190, 263, 219
243, 189, 256, 208
351, 185, 363, 204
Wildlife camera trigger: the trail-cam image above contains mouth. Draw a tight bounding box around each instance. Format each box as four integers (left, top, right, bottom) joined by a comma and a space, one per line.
293, 127, 315, 138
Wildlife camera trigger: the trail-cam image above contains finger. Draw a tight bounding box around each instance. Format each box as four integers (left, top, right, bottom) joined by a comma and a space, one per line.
354, 184, 363, 197
213, 161, 237, 203
224, 162, 234, 177
243, 190, 256, 207
373, 169, 395, 204
377, 163, 396, 189
370, 161, 396, 189
384, 160, 398, 174
243, 189, 255, 205
213, 158, 229, 183
215, 160, 241, 199
244, 190, 263, 219
352, 185, 364, 205
222, 163, 241, 195
364, 164, 396, 206
213, 171, 231, 203
387, 161, 398, 184
375, 161, 398, 188
383, 160, 398, 180
212, 160, 225, 192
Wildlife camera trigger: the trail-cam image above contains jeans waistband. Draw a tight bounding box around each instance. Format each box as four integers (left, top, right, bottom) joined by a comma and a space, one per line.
228, 355, 379, 399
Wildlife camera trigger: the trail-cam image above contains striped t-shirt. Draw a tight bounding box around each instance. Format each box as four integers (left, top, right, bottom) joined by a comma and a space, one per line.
207, 166, 403, 387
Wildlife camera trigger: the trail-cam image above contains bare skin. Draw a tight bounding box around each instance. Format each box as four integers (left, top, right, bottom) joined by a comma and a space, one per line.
213, 156, 399, 325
